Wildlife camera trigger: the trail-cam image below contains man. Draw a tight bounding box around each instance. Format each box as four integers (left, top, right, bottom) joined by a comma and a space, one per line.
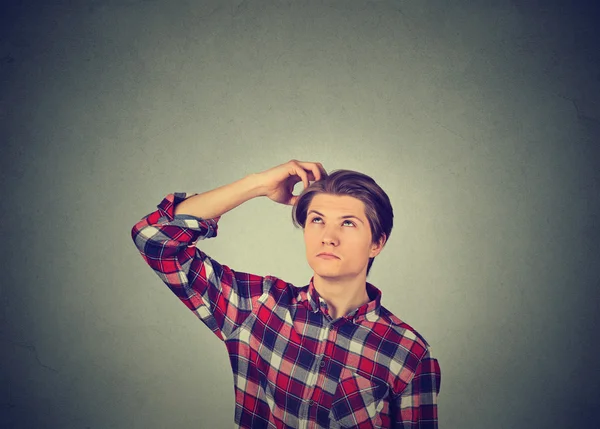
131, 159, 441, 428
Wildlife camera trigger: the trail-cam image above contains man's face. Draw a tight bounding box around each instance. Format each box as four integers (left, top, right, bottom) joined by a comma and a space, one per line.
303, 193, 384, 281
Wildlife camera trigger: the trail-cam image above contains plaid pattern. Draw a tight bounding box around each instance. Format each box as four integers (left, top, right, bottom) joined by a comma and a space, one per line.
131, 193, 441, 428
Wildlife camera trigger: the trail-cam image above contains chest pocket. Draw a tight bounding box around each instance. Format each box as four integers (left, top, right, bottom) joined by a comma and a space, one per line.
330, 367, 388, 428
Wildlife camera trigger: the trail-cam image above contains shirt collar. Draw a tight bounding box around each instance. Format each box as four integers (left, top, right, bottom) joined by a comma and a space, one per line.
300, 276, 382, 324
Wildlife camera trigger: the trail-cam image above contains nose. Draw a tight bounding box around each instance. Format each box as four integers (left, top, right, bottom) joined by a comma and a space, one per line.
321, 225, 339, 246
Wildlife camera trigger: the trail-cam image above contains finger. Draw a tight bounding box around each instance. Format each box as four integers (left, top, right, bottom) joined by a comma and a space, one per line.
311, 163, 324, 181
317, 162, 328, 178
298, 161, 326, 181
301, 163, 321, 182
294, 166, 309, 190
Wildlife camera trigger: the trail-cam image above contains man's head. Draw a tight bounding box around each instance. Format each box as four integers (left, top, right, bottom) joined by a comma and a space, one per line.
292, 170, 393, 278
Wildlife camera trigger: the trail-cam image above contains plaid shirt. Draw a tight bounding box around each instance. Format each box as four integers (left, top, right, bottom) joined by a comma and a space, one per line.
131, 193, 441, 429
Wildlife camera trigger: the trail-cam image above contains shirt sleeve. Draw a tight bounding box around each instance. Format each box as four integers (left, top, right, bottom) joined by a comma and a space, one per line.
393, 348, 442, 428
130, 192, 269, 341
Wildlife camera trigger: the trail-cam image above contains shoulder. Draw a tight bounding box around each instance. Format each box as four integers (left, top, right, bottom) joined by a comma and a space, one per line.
371, 305, 438, 390
250, 275, 311, 318
378, 305, 432, 354
262, 274, 298, 290
260, 274, 304, 299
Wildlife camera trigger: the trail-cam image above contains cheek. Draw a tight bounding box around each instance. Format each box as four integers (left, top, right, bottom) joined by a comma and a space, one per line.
347, 235, 372, 255
303, 230, 315, 246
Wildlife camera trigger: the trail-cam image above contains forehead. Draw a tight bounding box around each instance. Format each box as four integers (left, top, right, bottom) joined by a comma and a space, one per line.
307, 193, 366, 217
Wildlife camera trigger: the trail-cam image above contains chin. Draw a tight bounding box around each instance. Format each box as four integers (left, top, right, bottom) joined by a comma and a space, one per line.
310, 266, 337, 278
313, 269, 345, 279
310, 260, 353, 279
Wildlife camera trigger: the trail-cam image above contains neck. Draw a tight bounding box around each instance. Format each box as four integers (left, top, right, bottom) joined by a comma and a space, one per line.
312, 273, 370, 320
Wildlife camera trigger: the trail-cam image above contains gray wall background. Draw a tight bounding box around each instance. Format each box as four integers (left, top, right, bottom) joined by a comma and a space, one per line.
2, 1, 599, 428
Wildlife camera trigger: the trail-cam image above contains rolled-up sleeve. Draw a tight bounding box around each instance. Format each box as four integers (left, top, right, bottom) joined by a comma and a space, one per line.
131, 192, 268, 341
393, 349, 441, 428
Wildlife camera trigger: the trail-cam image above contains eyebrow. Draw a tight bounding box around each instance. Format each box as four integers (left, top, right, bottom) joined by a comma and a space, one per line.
307, 210, 364, 224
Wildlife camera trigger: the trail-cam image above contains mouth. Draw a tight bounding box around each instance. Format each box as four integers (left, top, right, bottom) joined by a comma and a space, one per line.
317, 253, 340, 259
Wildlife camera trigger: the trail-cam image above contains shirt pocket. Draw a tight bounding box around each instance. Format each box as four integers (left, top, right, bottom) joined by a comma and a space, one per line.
330, 367, 388, 428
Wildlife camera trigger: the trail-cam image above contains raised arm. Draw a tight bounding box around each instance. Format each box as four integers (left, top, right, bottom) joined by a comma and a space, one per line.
173, 159, 327, 218
173, 173, 264, 219
131, 160, 327, 340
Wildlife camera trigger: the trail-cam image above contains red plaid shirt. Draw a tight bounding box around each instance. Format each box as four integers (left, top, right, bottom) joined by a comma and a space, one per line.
131, 193, 441, 428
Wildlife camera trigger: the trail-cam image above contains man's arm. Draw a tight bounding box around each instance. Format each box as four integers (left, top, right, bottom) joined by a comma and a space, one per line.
131, 190, 267, 340
393, 349, 442, 428
173, 173, 265, 219
131, 160, 327, 340
173, 159, 327, 219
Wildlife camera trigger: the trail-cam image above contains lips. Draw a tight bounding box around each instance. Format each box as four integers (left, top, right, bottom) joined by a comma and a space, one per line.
317, 252, 340, 259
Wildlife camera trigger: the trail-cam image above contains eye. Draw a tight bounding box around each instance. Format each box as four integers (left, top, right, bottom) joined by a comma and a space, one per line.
308, 217, 355, 227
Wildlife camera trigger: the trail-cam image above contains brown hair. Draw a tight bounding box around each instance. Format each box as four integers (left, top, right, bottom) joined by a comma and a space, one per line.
292, 169, 393, 276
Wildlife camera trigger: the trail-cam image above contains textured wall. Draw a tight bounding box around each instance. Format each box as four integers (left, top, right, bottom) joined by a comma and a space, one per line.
2, 1, 599, 428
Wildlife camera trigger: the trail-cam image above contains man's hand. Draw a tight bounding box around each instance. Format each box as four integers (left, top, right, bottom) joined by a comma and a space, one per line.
257, 160, 328, 206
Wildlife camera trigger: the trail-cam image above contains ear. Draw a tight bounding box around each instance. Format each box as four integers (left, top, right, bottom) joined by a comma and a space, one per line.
369, 234, 387, 258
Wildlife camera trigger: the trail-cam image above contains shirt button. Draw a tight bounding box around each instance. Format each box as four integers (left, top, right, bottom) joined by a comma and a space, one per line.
320, 360, 326, 367
309, 400, 316, 406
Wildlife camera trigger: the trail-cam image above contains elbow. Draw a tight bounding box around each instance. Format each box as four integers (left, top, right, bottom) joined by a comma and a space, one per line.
131, 218, 154, 254
131, 220, 188, 261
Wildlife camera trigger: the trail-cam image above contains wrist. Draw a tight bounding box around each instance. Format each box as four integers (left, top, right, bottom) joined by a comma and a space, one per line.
244, 173, 267, 198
